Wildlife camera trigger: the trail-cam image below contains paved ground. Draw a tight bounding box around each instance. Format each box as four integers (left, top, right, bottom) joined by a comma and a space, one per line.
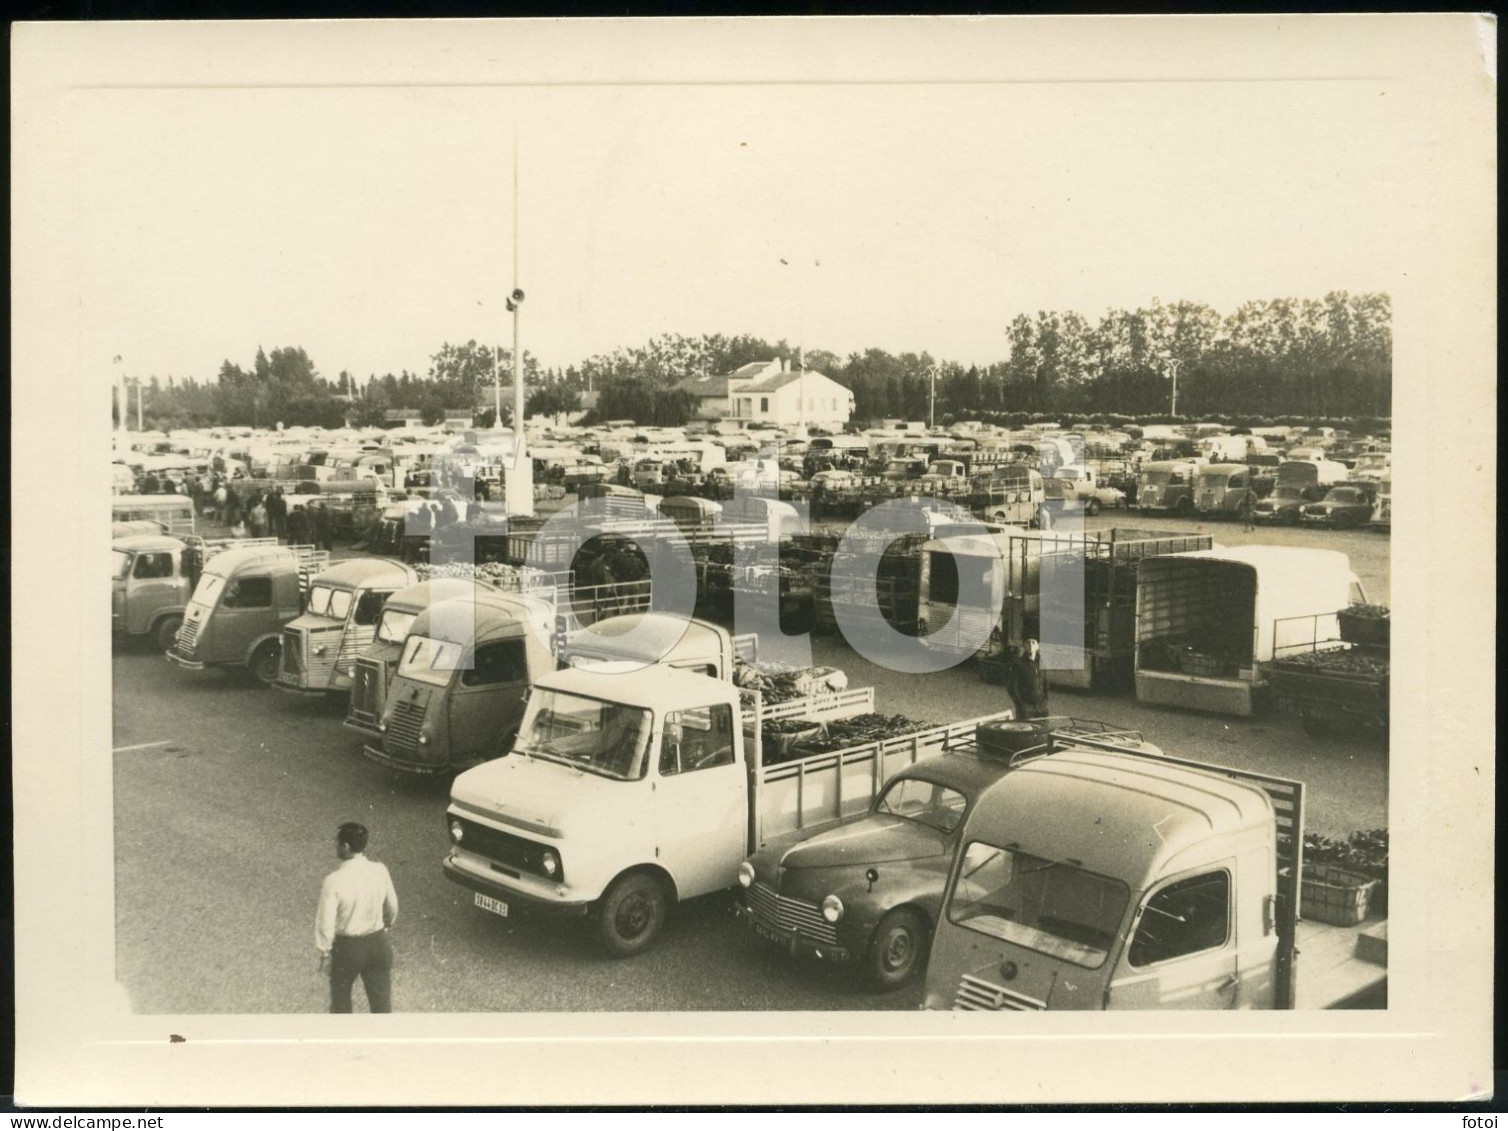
116, 507, 1386, 1013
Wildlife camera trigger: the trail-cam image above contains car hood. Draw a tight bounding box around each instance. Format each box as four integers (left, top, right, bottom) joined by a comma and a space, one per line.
781, 814, 951, 869
450, 751, 628, 837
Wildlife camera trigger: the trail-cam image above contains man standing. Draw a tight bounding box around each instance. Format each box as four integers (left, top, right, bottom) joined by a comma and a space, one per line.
287, 503, 309, 547
311, 503, 334, 552
316, 822, 398, 1014
1240, 487, 1256, 532
268, 487, 287, 538
1008, 637, 1051, 721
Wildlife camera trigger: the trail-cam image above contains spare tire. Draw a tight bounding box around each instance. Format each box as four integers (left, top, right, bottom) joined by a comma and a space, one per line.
976, 719, 1048, 759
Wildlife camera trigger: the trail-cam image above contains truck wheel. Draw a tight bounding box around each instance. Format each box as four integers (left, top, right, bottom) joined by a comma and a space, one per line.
1174, 497, 1192, 516
249, 641, 282, 686
1085, 499, 1101, 517
867, 908, 929, 990
1299, 708, 1328, 736
153, 615, 183, 653
597, 872, 669, 958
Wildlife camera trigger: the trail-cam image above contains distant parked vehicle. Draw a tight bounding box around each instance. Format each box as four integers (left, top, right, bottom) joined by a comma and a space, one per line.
1300, 484, 1376, 530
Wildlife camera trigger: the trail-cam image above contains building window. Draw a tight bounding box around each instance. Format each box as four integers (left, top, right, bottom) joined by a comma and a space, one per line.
760, 398, 769, 413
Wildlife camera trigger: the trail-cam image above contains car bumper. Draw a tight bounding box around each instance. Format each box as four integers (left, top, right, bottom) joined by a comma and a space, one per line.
274, 682, 327, 698
165, 651, 206, 671
442, 853, 592, 916
734, 903, 853, 962
361, 743, 450, 775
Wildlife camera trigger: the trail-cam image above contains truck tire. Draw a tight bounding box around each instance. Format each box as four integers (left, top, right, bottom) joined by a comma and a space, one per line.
866, 908, 929, 990
597, 872, 669, 958
153, 615, 183, 653
1299, 708, 1328, 737
1085, 498, 1101, 517
249, 640, 282, 687
1174, 497, 1192, 516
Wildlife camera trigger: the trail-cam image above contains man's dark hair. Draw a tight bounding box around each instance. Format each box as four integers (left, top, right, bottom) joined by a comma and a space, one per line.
337, 822, 369, 853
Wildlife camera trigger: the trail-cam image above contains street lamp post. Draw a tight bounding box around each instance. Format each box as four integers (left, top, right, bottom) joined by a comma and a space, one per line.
927, 363, 940, 431
1166, 358, 1183, 418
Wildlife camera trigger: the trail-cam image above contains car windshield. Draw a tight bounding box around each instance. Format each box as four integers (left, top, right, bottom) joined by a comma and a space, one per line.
397, 634, 464, 686
515, 689, 652, 782
377, 608, 418, 645
306, 584, 335, 617
112, 550, 133, 580
947, 841, 1129, 969
876, 777, 968, 833
190, 572, 225, 605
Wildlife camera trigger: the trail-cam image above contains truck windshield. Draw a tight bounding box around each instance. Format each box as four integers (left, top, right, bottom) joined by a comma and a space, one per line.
515, 690, 652, 782
397, 635, 464, 686
112, 551, 133, 580
946, 841, 1129, 969
190, 572, 225, 605
377, 608, 418, 645
306, 585, 353, 619
1142, 470, 1175, 486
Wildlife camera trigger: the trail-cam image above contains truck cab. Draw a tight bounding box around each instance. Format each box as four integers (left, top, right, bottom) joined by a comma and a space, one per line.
443, 666, 752, 955
558, 611, 754, 680
924, 745, 1284, 1010
112, 534, 199, 650
362, 591, 557, 773
112, 494, 197, 537
344, 576, 491, 737
276, 558, 418, 696
167, 544, 328, 683
1136, 461, 1198, 515
1193, 463, 1257, 518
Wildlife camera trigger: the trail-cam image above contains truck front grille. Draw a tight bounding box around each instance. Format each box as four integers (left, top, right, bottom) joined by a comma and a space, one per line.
452, 817, 558, 880
349, 659, 384, 723
953, 974, 1047, 1011
743, 882, 839, 946
384, 699, 426, 756
175, 618, 200, 653
280, 629, 304, 676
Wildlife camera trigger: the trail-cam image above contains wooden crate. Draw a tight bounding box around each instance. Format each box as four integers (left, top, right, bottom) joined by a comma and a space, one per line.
1301, 863, 1379, 927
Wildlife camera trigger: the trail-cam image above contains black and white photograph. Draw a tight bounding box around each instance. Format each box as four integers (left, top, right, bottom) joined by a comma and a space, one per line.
10, 14, 1495, 1107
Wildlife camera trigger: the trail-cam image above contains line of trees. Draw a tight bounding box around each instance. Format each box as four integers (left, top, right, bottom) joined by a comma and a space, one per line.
118, 291, 1389, 433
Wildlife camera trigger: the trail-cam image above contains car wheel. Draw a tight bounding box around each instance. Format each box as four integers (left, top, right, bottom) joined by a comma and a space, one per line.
597, 872, 669, 958
153, 615, 183, 653
249, 641, 281, 686
866, 908, 930, 990
1085, 499, 1101, 517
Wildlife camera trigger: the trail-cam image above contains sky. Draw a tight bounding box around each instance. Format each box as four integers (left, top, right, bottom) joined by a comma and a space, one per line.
75, 64, 1409, 385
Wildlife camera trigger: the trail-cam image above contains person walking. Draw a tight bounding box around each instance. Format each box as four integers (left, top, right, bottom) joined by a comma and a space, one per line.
1007, 637, 1051, 721
315, 822, 398, 1014
1241, 488, 1256, 532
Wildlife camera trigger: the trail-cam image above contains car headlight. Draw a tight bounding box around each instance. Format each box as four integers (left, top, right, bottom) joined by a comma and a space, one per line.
449, 819, 464, 843
737, 861, 755, 889
821, 894, 844, 923
541, 849, 560, 877
378, 722, 387, 732
418, 734, 429, 745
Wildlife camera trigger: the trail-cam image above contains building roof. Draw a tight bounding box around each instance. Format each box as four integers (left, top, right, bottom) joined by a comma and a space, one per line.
673, 375, 732, 399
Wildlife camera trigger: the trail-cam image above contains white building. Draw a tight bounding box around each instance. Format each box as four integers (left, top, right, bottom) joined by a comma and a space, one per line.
680, 355, 854, 429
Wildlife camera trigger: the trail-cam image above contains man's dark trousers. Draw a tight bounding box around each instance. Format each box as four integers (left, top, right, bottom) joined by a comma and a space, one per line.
330, 930, 393, 1013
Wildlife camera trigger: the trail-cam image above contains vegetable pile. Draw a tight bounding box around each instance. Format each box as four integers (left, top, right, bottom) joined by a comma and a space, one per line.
1279, 646, 1388, 676
734, 661, 849, 704
791, 713, 937, 755
1305, 828, 1388, 883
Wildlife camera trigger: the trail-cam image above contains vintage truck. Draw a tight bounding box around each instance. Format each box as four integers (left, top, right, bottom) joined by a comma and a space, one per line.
917, 528, 1213, 690
112, 494, 196, 537
275, 558, 420, 696
1043, 466, 1126, 516
167, 543, 331, 683
923, 734, 1386, 1010
113, 533, 280, 651
1193, 463, 1259, 519
1135, 460, 1200, 516
1133, 546, 1368, 717
442, 665, 1015, 957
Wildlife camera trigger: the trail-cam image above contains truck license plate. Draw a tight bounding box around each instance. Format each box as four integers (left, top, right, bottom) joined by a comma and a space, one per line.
474, 892, 509, 918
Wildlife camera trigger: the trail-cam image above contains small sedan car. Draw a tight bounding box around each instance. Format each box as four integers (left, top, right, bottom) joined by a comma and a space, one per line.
736, 753, 1012, 989
1300, 485, 1374, 529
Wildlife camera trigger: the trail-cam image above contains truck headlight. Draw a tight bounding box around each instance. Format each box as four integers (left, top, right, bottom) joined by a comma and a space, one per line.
737, 861, 755, 889
418, 734, 429, 745
313, 645, 327, 656
449, 819, 464, 843
821, 895, 845, 923
541, 849, 560, 877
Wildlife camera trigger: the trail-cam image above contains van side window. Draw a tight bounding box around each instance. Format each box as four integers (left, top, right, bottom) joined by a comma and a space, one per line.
222, 576, 272, 609
353, 589, 391, 627
461, 640, 528, 687
133, 552, 175, 579
658, 704, 735, 776
1128, 870, 1230, 967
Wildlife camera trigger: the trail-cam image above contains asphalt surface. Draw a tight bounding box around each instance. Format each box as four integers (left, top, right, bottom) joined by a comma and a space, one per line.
114, 510, 1388, 1014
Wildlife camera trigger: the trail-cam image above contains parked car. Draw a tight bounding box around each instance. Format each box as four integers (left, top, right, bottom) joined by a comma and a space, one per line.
1300, 484, 1375, 529
1252, 485, 1317, 525
737, 750, 1020, 989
